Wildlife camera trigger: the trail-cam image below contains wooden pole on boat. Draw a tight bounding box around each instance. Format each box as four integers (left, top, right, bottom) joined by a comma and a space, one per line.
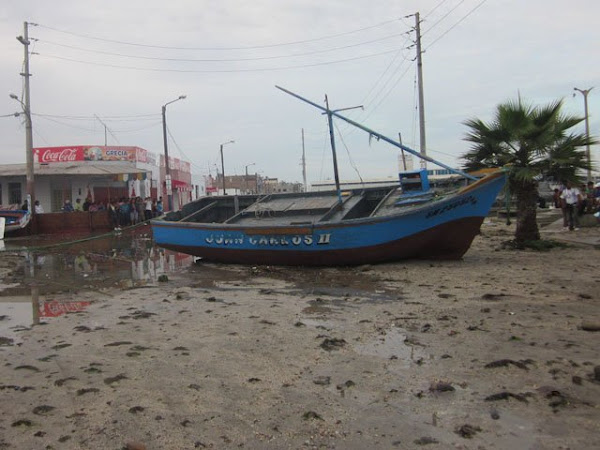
399, 133, 407, 171
275, 85, 477, 181
324, 96, 343, 205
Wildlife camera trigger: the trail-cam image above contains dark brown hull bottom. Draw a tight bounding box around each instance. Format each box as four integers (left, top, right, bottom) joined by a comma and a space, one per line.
158, 217, 485, 266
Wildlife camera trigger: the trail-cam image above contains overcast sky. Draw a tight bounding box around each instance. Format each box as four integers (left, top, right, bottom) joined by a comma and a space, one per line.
1, 0, 598, 185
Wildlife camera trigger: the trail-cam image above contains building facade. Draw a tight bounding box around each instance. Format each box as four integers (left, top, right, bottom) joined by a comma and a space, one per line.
0, 145, 193, 212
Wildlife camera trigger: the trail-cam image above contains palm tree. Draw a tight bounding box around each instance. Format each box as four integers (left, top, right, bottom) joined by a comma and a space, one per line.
462, 98, 594, 243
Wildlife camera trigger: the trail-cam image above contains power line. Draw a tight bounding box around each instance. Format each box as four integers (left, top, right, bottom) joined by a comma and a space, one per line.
422, 0, 467, 37
37, 48, 400, 73
424, 0, 450, 18
425, 0, 488, 49
36, 19, 401, 51
33, 112, 160, 121
38, 33, 405, 63
165, 124, 206, 174
35, 114, 97, 132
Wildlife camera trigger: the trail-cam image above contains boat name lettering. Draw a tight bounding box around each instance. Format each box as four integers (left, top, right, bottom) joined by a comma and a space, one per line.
205, 235, 245, 245
425, 195, 477, 219
204, 233, 331, 247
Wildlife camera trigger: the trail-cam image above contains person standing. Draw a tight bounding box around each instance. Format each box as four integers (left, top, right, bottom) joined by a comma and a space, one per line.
135, 197, 145, 223
560, 181, 582, 231
129, 198, 138, 224
74, 198, 83, 212
34, 200, 44, 214
145, 197, 153, 221
108, 200, 119, 230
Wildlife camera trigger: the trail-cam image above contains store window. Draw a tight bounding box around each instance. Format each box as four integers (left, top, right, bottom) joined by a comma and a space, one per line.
8, 182, 22, 205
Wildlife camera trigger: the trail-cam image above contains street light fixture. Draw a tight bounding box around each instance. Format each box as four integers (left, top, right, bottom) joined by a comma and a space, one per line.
162, 95, 186, 211
244, 163, 256, 194
573, 87, 593, 182
219, 140, 235, 195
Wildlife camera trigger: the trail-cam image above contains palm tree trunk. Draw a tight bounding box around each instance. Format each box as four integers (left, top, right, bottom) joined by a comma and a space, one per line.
514, 180, 540, 242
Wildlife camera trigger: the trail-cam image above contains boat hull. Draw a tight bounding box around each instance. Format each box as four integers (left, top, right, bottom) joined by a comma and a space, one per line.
0, 210, 31, 235
152, 172, 505, 266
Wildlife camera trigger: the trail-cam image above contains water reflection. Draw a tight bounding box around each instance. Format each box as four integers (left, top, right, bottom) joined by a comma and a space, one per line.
0, 228, 194, 343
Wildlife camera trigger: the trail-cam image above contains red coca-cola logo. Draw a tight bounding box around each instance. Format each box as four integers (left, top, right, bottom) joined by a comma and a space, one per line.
40, 148, 79, 162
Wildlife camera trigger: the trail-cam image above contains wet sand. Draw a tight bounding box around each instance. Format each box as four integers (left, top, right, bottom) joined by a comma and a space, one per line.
0, 220, 599, 449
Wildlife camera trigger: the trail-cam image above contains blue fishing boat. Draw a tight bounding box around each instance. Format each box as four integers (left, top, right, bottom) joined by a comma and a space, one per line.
151, 87, 505, 266
0, 209, 31, 236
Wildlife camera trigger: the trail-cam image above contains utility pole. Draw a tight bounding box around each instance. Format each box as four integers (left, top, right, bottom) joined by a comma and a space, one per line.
161, 95, 186, 211
574, 87, 594, 182
17, 21, 35, 219
244, 163, 255, 193
301, 128, 307, 192
94, 114, 109, 146
219, 140, 235, 195
414, 12, 427, 169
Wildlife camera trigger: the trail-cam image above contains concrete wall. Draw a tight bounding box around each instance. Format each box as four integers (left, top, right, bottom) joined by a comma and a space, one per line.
36, 210, 111, 234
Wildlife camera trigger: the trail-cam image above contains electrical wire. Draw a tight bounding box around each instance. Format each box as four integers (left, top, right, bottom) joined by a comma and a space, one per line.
424, 0, 450, 19
36, 114, 98, 132
38, 33, 405, 63
165, 125, 206, 174
425, 0, 488, 50
36, 19, 401, 50
33, 112, 160, 121
37, 48, 400, 73
422, 0, 467, 37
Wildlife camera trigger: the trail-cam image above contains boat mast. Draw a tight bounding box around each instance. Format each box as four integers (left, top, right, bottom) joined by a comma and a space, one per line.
324, 95, 343, 205
276, 85, 477, 181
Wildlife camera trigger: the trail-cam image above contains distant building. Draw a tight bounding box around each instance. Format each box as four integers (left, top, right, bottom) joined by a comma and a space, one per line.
204, 173, 301, 196
310, 168, 464, 192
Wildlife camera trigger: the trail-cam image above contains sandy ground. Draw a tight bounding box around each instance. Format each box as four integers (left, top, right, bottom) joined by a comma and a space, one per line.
0, 219, 599, 450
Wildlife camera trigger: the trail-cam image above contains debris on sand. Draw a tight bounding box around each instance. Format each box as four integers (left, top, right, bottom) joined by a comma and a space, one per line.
455, 424, 482, 438
484, 359, 533, 370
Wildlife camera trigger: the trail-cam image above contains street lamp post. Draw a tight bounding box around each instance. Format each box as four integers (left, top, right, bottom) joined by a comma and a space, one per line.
244, 163, 255, 193
219, 140, 235, 195
162, 95, 186, 211
574, 87, 594, 182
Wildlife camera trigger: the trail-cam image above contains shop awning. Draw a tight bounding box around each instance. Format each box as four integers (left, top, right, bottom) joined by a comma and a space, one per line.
0, 163, 146, 176
172, 179, 192, 191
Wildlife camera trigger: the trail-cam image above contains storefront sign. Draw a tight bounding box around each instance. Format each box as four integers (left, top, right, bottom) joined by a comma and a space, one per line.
35, 146, 158, 164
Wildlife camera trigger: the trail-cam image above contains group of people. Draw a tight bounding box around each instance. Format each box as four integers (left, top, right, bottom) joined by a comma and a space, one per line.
60, 196, 165, 230
552, 180, 600, 231
108, 197, 164, 230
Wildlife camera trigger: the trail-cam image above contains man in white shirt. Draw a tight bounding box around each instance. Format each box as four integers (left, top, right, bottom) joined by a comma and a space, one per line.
34, 200, 44, 214
560, 181, 582, 231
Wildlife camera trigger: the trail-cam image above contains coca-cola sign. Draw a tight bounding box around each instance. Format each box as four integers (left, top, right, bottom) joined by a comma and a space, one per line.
35, 145, 157, 164
36, 146, 85, 163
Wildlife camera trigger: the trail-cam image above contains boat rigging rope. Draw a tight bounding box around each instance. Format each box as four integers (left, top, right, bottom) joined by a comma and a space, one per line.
0, 220, 151, 253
